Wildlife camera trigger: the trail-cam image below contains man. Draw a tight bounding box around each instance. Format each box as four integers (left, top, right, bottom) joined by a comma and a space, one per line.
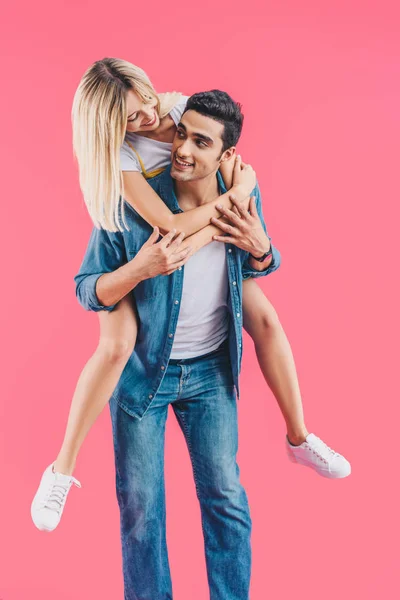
74, 90, 281, 599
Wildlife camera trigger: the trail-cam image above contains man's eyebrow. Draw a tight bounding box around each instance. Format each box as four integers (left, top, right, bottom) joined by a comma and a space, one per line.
177, 122, 214, 144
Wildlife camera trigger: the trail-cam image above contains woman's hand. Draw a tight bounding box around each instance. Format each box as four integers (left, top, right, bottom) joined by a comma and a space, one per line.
130, 227, 193, 279
231, 155, 257, 200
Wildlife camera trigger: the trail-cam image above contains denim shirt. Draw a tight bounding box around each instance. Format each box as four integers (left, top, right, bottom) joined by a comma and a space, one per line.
74, 165, 281, 419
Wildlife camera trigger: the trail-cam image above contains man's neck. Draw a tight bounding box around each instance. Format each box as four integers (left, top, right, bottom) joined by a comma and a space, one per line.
174, 172, 220, 211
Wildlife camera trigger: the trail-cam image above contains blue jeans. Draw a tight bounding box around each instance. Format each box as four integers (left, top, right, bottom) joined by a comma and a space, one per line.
108, 339, 252, 600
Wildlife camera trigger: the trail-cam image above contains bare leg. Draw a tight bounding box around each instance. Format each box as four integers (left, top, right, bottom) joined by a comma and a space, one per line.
242, 279, 309, 445
54, 296, 138, 475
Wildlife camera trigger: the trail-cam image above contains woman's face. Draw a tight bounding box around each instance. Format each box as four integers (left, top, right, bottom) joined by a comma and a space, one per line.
125, 90, 160, 133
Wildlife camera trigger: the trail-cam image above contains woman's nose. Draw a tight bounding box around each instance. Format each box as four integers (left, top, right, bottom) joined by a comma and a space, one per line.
142, 108, 154, 121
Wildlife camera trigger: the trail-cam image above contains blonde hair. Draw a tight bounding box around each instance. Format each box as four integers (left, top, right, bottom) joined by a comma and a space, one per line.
72, 58, 183, 232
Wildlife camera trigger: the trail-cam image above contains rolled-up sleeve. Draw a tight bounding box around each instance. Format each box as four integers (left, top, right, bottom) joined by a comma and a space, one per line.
74, 225, 128, 312
242, 182, 281, 280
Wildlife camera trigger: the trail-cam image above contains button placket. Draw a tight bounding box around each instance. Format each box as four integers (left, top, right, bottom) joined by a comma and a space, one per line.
227, 249, 242, 363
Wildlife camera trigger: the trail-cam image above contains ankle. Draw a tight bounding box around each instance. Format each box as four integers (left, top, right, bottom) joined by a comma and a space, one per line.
53, 457, 76, 476
287, 428, 309, 446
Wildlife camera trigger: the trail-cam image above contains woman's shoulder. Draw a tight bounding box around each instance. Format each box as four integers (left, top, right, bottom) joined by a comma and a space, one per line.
159, 92, 189, 125
120, 138, 141, 172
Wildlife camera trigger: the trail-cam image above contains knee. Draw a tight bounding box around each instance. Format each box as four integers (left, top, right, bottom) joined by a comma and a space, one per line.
98, 337, 135, 364
119, 480, 162, 533
201, 458, 242, 501
254, 303, 281, 334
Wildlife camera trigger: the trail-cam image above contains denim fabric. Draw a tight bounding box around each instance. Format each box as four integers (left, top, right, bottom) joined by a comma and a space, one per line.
108, 339, 252, 600
74, 165, 281, 418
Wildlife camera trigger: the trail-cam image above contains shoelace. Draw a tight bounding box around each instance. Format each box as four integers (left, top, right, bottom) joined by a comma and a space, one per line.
43, 477, 81, 514
306, 436, 340, 464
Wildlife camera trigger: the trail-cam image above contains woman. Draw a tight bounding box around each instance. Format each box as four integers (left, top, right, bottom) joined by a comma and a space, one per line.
31, 58, 350, 532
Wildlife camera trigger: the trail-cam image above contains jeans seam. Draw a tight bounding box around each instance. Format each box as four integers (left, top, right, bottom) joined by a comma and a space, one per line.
175, 406, 223, 598
175, 408, 202, 501
111, 405, 130, 597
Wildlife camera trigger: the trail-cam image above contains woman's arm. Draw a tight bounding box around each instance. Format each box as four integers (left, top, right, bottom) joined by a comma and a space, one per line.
122, 156, 254, 237
184, 218, 230, 253
183, 156, 251, 253
219, 153, 236, 190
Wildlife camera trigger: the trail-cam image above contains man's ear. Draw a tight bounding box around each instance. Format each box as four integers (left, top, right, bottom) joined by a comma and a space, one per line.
219, 146, 236, 162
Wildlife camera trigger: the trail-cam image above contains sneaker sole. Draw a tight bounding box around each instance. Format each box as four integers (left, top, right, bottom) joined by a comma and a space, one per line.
287, 448, 351, 479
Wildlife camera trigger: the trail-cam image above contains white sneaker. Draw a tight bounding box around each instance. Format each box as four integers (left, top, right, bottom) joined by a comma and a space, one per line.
286, 433, 351, 478
31, 463, 81, 531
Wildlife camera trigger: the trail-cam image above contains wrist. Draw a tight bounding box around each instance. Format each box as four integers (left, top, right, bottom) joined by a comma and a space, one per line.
230, 183, 249, 202
127, 256, 146, 284
250, 239, 272, 261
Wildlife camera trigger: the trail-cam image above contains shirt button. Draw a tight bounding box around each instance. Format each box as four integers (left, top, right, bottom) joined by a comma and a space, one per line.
178, 266, 182, 271
148, 394, 153, 399
174, 300, 179, 305
228, 249, 232, 253
161, 366, 165, 371
237, 313, 241, 318
169, 333, 173, 338
232, 281, 237, 286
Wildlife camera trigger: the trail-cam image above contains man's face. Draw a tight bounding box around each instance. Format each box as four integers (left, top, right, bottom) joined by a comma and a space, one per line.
170, 110, 233, 182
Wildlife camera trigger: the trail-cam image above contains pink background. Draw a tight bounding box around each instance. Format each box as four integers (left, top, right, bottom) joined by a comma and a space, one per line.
1, 1, 399, 598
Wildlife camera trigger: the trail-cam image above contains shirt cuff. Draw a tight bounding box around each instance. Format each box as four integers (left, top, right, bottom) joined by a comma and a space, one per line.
242, 244, 280, 280
76, 273, 118, 312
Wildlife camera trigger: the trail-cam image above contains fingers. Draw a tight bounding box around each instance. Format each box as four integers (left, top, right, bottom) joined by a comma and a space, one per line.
144, 226, 160, 246
214, 203, 243, 226
220, 208, 242, 225
210, 218, 239, 236
168, 231, 186, 252
170, 245, 192, 263
234, 154, 242, 174
230, 195, 251, 220
159, 228, 177, 247
164, 251, 192, 275
249, 195, 257, 217
212, 235, 237, 244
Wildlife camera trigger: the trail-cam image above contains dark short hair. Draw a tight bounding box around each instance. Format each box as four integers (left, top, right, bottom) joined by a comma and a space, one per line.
183, 90, 244, 152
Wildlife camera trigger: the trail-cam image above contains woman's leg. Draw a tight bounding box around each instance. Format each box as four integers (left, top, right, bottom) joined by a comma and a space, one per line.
54, 296, 138, 475
242, 278, 309, 445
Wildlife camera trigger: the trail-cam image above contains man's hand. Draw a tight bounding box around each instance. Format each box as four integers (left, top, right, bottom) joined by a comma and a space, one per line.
211, 195, 271, 257
132, 227, 193, 279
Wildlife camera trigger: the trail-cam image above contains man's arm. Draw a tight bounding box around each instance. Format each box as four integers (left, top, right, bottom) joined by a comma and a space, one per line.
74, 225, 131, 312
74, 226, 193, 311
242, 184, 281, 279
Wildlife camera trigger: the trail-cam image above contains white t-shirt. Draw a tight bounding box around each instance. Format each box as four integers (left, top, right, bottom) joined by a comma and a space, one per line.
170, 241, 230, 359
120, 94, 230, 359
120, 95, 189, 174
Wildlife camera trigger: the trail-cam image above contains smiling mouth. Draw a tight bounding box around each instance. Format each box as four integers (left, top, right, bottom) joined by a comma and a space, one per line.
174, 155, 194, 168
143, 112, 156, 126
